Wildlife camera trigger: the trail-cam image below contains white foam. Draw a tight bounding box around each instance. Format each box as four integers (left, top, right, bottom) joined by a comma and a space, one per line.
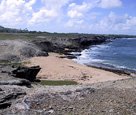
103, 62, 128, 70
73, 45, 106, 65
71, 52, 81, 55
122, 38, 136, 40
73, 38, 136, 72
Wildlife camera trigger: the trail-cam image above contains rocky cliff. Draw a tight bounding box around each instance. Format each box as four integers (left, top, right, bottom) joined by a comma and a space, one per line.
0, 34, 109, 62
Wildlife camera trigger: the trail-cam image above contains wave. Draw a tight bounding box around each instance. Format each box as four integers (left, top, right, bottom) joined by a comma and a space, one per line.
73, 55, 104, 65
71, 52, 81, 55
72, 38, 136, 72
122, 38, 136, 40
90, 44, 110, 50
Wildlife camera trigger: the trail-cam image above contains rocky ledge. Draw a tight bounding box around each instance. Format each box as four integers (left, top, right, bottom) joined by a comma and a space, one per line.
1, 78, 136, 114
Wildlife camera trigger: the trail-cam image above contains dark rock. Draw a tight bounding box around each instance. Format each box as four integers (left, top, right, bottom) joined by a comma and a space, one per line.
75, 89, 82, 92
34, 79, 41, 82
0, 89, 26, 109
33, 41, 53, 52
32, 35, 108, 56
0, 102, 11, 109
64, 91, 72, 95
11, 66, 41, 82
82, 88, 95, 93
0, 79, 31, 88
1, 71, 7, 73
36, 51, 48, 56
59, 55, 77, 59
79, 88, 95, 97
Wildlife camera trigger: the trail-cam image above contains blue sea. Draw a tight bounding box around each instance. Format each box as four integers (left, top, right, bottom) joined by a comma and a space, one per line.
73, 38, 136, 71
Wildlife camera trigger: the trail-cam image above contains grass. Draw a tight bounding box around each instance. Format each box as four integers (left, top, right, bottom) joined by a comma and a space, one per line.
33, 80, 78, 86
12, 61, 31, 67
0, 32, 85, 40
0, 60, 30, 67
0, 60, 10, 65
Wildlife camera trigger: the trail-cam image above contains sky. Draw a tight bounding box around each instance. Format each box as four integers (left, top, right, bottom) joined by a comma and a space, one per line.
0, 0, 136, 35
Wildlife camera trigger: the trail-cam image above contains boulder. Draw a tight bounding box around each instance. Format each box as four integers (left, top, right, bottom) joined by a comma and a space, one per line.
11, 66, 41, 82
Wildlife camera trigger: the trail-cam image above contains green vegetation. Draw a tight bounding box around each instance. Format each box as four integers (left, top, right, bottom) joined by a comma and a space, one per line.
0, 60, 10, 65
0, 29, 136, 40
12, 61, 31, 67
0, 26, 136, 40
0, 60, 30, 67
33, 80, 78, 86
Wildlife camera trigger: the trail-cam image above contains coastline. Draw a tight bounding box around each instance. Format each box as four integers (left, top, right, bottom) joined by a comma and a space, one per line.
1, 34, 136, 114
27, 53, 130, 84
70, 38, 136, 77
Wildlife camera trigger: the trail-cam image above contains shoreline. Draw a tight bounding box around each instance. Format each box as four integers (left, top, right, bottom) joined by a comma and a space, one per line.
69, 38, 136, 77
27, 53, 130, 84
87, 65, 136, 77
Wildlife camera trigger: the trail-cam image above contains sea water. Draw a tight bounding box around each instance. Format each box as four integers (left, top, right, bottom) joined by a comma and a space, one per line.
73, 38, 136, 71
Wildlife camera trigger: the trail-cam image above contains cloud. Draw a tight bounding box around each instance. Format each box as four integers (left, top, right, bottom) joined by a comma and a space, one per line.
29, 9, 58, 25
29, 0, 70, 25
0, 0, 135, 34
0, 0, 36, 26
65, 19, 84, 27
90, 12, 136, 34
41, 0, 69, 9
66, 2, 95, 28
99, 0, 122, 9
65, 11, 136, 34
68, 10, 83, 18
67, 2, 93, 19
25, 0, 36, 10
66, 0, 122, 28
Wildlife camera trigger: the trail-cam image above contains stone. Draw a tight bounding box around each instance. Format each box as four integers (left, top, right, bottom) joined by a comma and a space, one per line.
0, 79, 31, 88
0, 89, 26, 109
11, 66, 41, 82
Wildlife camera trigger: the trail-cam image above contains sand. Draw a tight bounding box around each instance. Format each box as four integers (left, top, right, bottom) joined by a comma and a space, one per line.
27, 53, 130, 84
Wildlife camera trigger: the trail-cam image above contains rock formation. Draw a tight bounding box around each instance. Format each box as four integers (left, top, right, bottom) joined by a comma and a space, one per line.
11, 66, 41, 82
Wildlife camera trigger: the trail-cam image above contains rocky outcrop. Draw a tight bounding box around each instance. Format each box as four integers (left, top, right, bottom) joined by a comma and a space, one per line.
0, 39, 48, 62
11, 66, 41, 82
0, 79, 31, 88
0, 34, 112, 62
0, 88, 26, 110
32, 35, 108, 56
0, 88, 95, 114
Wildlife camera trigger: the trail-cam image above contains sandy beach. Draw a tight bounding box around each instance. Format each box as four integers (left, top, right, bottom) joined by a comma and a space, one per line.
27, 53, 130, 84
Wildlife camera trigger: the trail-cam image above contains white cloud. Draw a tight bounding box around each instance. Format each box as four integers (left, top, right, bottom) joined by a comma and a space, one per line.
89, 12, 136, 34
29, 0, 70, 25
66, 2, 94, 28
68, 2, 93, 19
99, 0, 122, 9
66, 19, 84, 27
0, 0, 135, 34
41, 0, 69, 9
68, 10, 83, 18
0, 0, 36, 26
29, 9, 58, 25
25, 0, 36, 10
67, 0, 123, 24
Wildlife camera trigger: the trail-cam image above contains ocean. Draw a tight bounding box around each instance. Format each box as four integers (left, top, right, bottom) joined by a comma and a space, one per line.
73, 38, 136, 71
